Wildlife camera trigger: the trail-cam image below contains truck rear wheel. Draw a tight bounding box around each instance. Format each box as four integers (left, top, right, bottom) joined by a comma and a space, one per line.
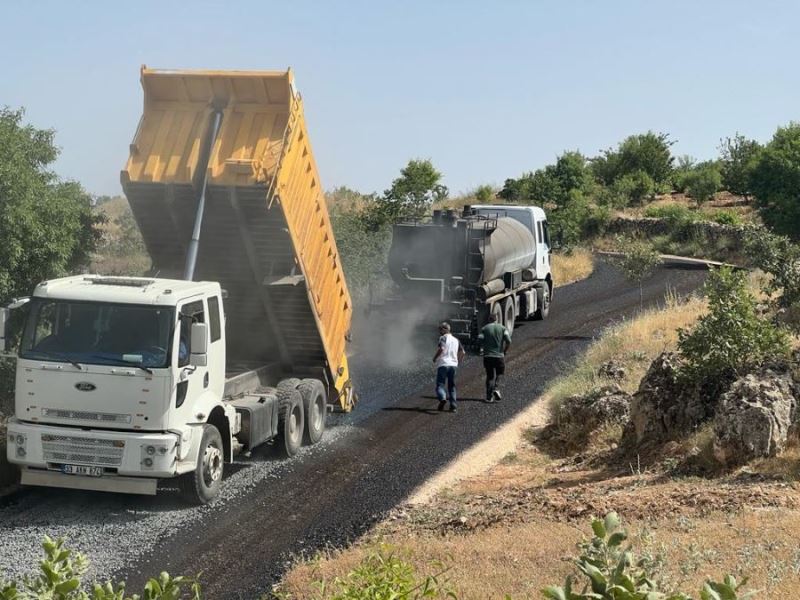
180, 424, 223, 505
534, 284, 551, 320
503, 297, 516, 332
298, 378, 327, 445
276, 384, 304, 457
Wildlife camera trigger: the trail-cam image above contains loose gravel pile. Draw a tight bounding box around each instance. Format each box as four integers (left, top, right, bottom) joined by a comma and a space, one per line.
0, 422, 356, 583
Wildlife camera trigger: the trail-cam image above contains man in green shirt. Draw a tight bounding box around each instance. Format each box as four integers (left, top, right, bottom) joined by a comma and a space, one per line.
478, 312, 512, 403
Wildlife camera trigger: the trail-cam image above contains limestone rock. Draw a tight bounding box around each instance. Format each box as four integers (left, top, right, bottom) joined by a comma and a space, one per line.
713, 368, 798, 464
624, 352, 709, 446
556, 384, 631, 439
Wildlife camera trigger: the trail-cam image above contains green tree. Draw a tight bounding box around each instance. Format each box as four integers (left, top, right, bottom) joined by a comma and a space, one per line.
749, 123, 800, 239
592, 131, 675, 187
684, 161, 722, 206
718, 133, 762, 198
671, 154, 696, 193
613, 236, 661, 307
678, 267, 790, 392
0, 107, 102, 303
381, 159, 448, 220
610, 170, 656, 206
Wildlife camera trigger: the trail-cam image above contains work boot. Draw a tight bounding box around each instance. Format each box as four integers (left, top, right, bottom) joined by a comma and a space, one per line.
492, 390, 502, 402
437, 400, 446, 411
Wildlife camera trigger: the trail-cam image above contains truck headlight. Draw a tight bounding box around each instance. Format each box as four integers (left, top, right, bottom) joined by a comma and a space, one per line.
143, 457, 153, 467
15, 434, 25, 445
16, 446, 26, 458
145, 445, 156, 456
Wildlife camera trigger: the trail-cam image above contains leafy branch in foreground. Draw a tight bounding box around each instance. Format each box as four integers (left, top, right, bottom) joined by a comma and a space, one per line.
0, 536, 200, 600
541, 512, 756, 600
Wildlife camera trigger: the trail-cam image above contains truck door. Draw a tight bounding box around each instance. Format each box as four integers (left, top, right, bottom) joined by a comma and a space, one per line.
536, 218, 551, 280
173, 299, 208, 422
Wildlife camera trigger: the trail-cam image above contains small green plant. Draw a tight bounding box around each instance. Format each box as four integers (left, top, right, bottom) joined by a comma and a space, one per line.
678, 267, 790, 391
684, 163, 722, 206
644, 204, 696, 226
306, 546, 456, 600
744, 227, 800, 321
541, 512, 756, 600
0, 537, 201, 600
613, 236, 662, 307
708, 210, 741, 226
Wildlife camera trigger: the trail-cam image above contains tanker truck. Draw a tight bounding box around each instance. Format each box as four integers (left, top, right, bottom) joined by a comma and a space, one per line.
379, 204, 553, 343
2, 68, 354, 504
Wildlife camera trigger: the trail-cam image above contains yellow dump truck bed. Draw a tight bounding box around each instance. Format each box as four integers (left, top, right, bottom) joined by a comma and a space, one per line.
121, 67, 354, 409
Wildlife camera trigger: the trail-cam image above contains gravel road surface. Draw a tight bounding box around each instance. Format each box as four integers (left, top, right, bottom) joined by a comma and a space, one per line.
0, 261, 707, 597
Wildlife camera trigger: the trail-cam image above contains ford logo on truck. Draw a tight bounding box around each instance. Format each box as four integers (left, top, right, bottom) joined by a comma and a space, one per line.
75, 382, 97, 392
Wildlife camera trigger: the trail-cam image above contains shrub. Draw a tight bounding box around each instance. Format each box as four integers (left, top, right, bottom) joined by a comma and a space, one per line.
678, 267, 790, 391
683, 162, 722, 206
305, 546, 455, 600
644, 204, 696, 227
708, 210, 741, 226
0, 536, 200, 599
743, 227, 800, 328
541, 512, 755, 600
610, 170, 655, 206
671, 155, 696, 193
749, 123, 800, 239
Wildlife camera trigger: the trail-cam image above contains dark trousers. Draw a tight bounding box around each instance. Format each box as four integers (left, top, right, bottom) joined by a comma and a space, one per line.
436, 366, 457, 407
483, 356, 505, 400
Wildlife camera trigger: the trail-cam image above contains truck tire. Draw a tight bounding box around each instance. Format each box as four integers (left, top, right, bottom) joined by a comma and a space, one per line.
503, 297, 515, 332
179, 424, 224, 505
298, 378, 327, 445
534, 284, 551, 321
276, 384, 304, 457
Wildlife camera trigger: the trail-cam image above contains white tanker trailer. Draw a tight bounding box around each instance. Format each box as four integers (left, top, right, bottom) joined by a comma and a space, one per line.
380, 204, 553, 343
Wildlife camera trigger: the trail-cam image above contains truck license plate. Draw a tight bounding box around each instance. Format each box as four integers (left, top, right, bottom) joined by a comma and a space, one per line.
62, 464, 103, 477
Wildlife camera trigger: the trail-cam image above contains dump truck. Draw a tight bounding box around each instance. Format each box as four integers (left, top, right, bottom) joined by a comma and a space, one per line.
378, 204, 553, 343
2, 67, 354, 504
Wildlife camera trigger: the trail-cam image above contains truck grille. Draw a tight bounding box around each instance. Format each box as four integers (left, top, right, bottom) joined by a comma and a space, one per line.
41, 408, 132, 424
41, 435, 125, 467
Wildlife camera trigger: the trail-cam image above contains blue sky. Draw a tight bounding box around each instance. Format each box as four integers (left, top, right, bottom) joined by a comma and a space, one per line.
1, 1, 798, 197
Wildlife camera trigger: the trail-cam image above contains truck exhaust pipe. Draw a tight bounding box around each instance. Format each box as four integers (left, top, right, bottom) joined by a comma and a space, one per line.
184, 109, 223, 281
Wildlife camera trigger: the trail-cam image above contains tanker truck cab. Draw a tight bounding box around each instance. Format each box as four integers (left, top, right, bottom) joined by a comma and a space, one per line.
6, 275, 238, 502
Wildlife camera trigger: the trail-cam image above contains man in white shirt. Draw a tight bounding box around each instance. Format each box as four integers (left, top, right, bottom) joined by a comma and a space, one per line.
431, 322, 465, 413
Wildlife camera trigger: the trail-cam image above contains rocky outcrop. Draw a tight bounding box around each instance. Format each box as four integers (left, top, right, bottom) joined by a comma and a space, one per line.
713, 368, 799, 464
555, 385, 631, 444
624, 352, 709, 447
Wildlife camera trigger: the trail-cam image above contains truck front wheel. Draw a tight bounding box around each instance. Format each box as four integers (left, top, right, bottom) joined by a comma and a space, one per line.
534, 284, 551, 320
277, 385, 304, 457
298, 378, 327, 445
180, 424, 224, 505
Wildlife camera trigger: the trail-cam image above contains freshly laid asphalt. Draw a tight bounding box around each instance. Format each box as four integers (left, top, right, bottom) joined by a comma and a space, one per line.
0, 260, 707, 598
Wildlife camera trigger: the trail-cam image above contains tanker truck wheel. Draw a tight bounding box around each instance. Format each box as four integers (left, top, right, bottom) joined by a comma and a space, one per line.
503, 297, 516, 332
180, 424, 223, 505
276, 383, 304, 457
534, 284, 551, 320
298, 378, 327, 445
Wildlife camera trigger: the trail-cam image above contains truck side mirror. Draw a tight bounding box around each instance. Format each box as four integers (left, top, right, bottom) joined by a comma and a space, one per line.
190, 322, 209, 367
0, 307, 9, 352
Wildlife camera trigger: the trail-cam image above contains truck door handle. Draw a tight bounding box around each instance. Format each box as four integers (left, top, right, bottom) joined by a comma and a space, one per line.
203, 373, 209, 388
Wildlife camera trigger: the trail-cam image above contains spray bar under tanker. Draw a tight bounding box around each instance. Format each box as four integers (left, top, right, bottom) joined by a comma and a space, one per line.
121, 67, 354, 409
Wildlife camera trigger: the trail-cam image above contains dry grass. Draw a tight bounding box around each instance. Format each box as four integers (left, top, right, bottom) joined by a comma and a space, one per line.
547, 291, 706, 408
551, 248, 594, 287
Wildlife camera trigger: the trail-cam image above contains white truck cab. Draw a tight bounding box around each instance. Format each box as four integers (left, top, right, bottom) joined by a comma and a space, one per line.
5, 275, 237, 500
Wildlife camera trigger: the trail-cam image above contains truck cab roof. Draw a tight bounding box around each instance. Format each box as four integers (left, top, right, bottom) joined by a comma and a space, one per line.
32, 275, 220, 306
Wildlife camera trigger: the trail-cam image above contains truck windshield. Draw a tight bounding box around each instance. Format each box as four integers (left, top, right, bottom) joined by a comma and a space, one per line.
19, 299, 174, 369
